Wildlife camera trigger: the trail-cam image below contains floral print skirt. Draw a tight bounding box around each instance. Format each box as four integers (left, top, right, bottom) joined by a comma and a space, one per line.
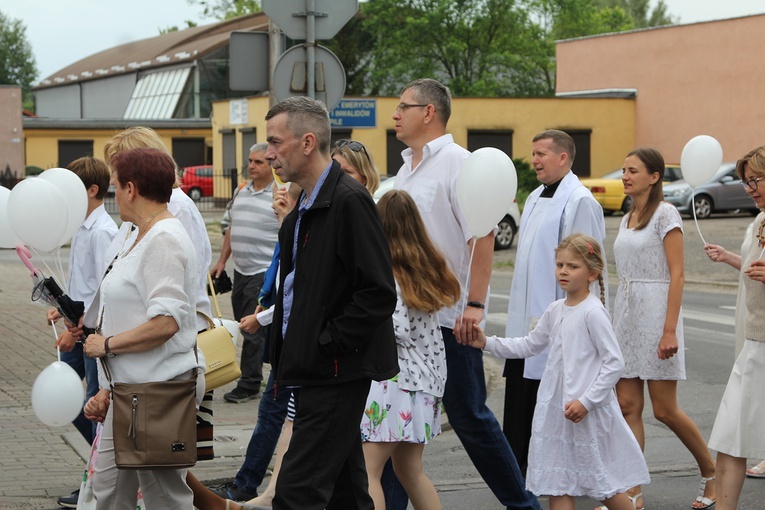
360, 375, 442, 444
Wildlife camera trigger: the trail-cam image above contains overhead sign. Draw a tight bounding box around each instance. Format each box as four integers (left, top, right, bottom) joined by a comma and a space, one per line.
262, 0, 358, 40
272, 44, 346, 110
330, 99, 376, 128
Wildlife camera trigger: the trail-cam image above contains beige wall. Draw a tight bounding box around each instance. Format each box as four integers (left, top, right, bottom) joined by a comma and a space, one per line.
23, 128, 211, 170
0, 86, 23, 177
556, 14, 765, 164
212, 95, 636, 181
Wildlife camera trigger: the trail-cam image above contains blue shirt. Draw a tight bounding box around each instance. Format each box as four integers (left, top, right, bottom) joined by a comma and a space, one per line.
281, 162, 333, 338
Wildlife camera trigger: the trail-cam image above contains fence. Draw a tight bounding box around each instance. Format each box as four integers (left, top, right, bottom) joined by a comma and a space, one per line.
103, 167, 240, 214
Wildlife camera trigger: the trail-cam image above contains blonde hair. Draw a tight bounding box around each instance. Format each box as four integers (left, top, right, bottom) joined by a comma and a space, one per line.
378, 190, 460, 312
104, 126, 180, 186
331, 141, 380, 195
555, 233, 605, 305
736, 145, 765, 181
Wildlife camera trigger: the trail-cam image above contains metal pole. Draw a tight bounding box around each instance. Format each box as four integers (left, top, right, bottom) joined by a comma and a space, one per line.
306, 0, 316, 99
268, 19, 282, 107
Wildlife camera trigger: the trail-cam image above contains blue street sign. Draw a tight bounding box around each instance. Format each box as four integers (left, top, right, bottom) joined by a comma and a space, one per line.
330, 99, 376, 128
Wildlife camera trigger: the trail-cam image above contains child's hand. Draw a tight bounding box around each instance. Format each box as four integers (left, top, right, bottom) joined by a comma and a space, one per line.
55, 330, 77, 352
239, 313, 261, 334
745, 259, 765, 283
564, 400, 588, 423
461, 324, 487, 349
46, 309, 61, 325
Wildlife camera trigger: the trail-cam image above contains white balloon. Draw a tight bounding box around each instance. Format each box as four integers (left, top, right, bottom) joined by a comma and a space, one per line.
7, 178, 69, 252
456, 148, 518, 238
31, 361, 85, 427
38, 168, 88, 246
0, 186, 21, 248
222, 318, 242, 345
681, 135, 723, 189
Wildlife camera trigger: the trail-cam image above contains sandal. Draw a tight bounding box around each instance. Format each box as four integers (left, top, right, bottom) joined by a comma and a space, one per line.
747, 460, 765, 478
594, 492, 644, 510
692, 476, 716, 509
628, 492, 645, 510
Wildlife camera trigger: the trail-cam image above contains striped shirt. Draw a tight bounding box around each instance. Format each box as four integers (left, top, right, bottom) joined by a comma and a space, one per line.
230, 181, 280, 275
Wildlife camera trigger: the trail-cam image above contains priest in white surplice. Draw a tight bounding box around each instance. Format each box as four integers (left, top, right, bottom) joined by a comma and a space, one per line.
504, 130, 607, 475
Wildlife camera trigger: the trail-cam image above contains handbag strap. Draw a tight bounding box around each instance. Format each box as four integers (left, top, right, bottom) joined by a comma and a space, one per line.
207, 271, 223, 320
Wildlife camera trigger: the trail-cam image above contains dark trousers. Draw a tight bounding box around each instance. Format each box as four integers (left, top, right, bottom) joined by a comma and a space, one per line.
273, 379, 373, 510
61, 343, 98, 445
441, 327, 541, 510
232, 270, 266, 391
235, 370, 291, 494
503, 358, 540, 477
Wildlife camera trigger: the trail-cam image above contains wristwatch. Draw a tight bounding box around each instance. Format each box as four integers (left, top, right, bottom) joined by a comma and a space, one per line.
104, 336, 116, 358
466, 301, 485, 309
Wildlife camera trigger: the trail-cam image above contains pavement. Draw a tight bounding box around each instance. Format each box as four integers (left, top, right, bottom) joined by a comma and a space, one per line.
1, 212, 764, 509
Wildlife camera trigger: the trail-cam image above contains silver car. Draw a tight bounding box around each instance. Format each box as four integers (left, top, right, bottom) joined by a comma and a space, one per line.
663, 163, 759, 219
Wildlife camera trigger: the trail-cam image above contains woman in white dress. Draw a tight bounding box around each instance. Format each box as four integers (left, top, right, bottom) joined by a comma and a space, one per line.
465, 234, 649, 510
708, 146, 765, 509
612, 148, 716, 510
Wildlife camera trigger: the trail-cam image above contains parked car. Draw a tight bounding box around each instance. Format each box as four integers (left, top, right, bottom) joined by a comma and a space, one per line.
372, 176, 520, 250
180, 165, 214, 201
663, 163, 759, 219
580, 165, 683, 215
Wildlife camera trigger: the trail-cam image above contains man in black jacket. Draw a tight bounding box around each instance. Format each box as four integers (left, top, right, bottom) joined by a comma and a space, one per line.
264, 96, 398, 510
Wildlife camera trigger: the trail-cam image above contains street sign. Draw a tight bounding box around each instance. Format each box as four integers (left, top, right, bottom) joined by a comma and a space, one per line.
229, 31, 269, 92
272, 44, 346, 110
330, 99, 376, 128
262, 0, 358, 40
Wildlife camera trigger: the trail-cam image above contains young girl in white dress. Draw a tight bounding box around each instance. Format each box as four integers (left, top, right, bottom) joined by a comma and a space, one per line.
465, 234, 650, 510
360, 189, 461, 510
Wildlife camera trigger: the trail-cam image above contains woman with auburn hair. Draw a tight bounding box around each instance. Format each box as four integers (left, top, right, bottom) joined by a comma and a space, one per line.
360, 189, 460, 510
610, 148, 716, 510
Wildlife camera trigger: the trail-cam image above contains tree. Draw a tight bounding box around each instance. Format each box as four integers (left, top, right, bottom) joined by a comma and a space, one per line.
159, 21, 199, 35
593, 0, 678, 28
0, 10, 38, 111
187, 0, 260, 20
359, 0, 553, 97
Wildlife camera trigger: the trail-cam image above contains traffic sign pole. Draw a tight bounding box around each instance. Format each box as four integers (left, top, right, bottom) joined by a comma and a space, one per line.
307, 0, 316, 99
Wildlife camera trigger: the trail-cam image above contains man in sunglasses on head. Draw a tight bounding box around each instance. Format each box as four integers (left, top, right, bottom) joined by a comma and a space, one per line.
391, 78, 541, 510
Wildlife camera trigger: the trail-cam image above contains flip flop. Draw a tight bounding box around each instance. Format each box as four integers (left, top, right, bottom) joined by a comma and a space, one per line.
747, 460, 765, 478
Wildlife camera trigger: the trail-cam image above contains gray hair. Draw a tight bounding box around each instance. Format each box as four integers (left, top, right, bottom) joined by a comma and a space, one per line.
250, 142, 268, 153
265, 96, 331, 154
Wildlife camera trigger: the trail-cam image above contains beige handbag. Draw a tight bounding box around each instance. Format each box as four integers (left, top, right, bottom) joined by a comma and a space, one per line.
198, 272, 241, 391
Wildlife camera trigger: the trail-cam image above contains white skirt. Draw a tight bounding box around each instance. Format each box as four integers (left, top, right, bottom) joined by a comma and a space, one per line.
708, 339, 765, 459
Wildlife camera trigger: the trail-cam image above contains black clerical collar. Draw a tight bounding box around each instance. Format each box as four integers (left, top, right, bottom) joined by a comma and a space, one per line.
540, 178, 563, 198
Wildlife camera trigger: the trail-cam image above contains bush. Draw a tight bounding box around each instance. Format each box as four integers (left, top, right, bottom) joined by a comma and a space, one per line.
25, 165, 44, 176
513, 158, 537, 213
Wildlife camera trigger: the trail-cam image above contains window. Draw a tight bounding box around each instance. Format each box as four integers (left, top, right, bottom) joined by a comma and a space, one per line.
467, 130, 513, 158
58, 140, 93, 167
385, 130, 408, 176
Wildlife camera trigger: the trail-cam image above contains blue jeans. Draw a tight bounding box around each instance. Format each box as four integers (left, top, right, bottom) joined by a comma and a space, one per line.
441, 327, 541, 510
235, 370, 291, 494
61, 342, 98, 445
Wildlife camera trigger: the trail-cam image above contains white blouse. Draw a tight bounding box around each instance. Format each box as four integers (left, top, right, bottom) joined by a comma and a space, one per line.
96, 218, 198, 387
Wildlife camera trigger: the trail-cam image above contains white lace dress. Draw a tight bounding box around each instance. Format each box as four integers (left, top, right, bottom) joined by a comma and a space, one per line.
613, 202, 686, 380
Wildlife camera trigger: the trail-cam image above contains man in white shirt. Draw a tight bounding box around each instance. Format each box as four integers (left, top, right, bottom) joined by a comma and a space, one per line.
504, 130, 606, 476
392, 78, 541, 510
49, 157, 117, 508
212, 143, 280, 405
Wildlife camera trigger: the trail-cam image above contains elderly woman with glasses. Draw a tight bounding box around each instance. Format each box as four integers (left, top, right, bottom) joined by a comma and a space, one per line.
708, 145, 765, 510
332, 139, 381, 195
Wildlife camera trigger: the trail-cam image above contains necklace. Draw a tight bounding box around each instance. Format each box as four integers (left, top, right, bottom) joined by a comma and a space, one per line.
140, 209, 164, 233
758, 219, 765, 248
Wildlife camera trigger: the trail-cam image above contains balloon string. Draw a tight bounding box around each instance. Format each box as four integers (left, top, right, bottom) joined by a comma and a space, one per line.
459, 238, 478, 321
691, 189, 707, 245
51, 321, 60, 362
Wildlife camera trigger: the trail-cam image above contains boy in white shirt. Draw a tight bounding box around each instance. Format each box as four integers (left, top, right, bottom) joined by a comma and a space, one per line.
47, 157, 117, 508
